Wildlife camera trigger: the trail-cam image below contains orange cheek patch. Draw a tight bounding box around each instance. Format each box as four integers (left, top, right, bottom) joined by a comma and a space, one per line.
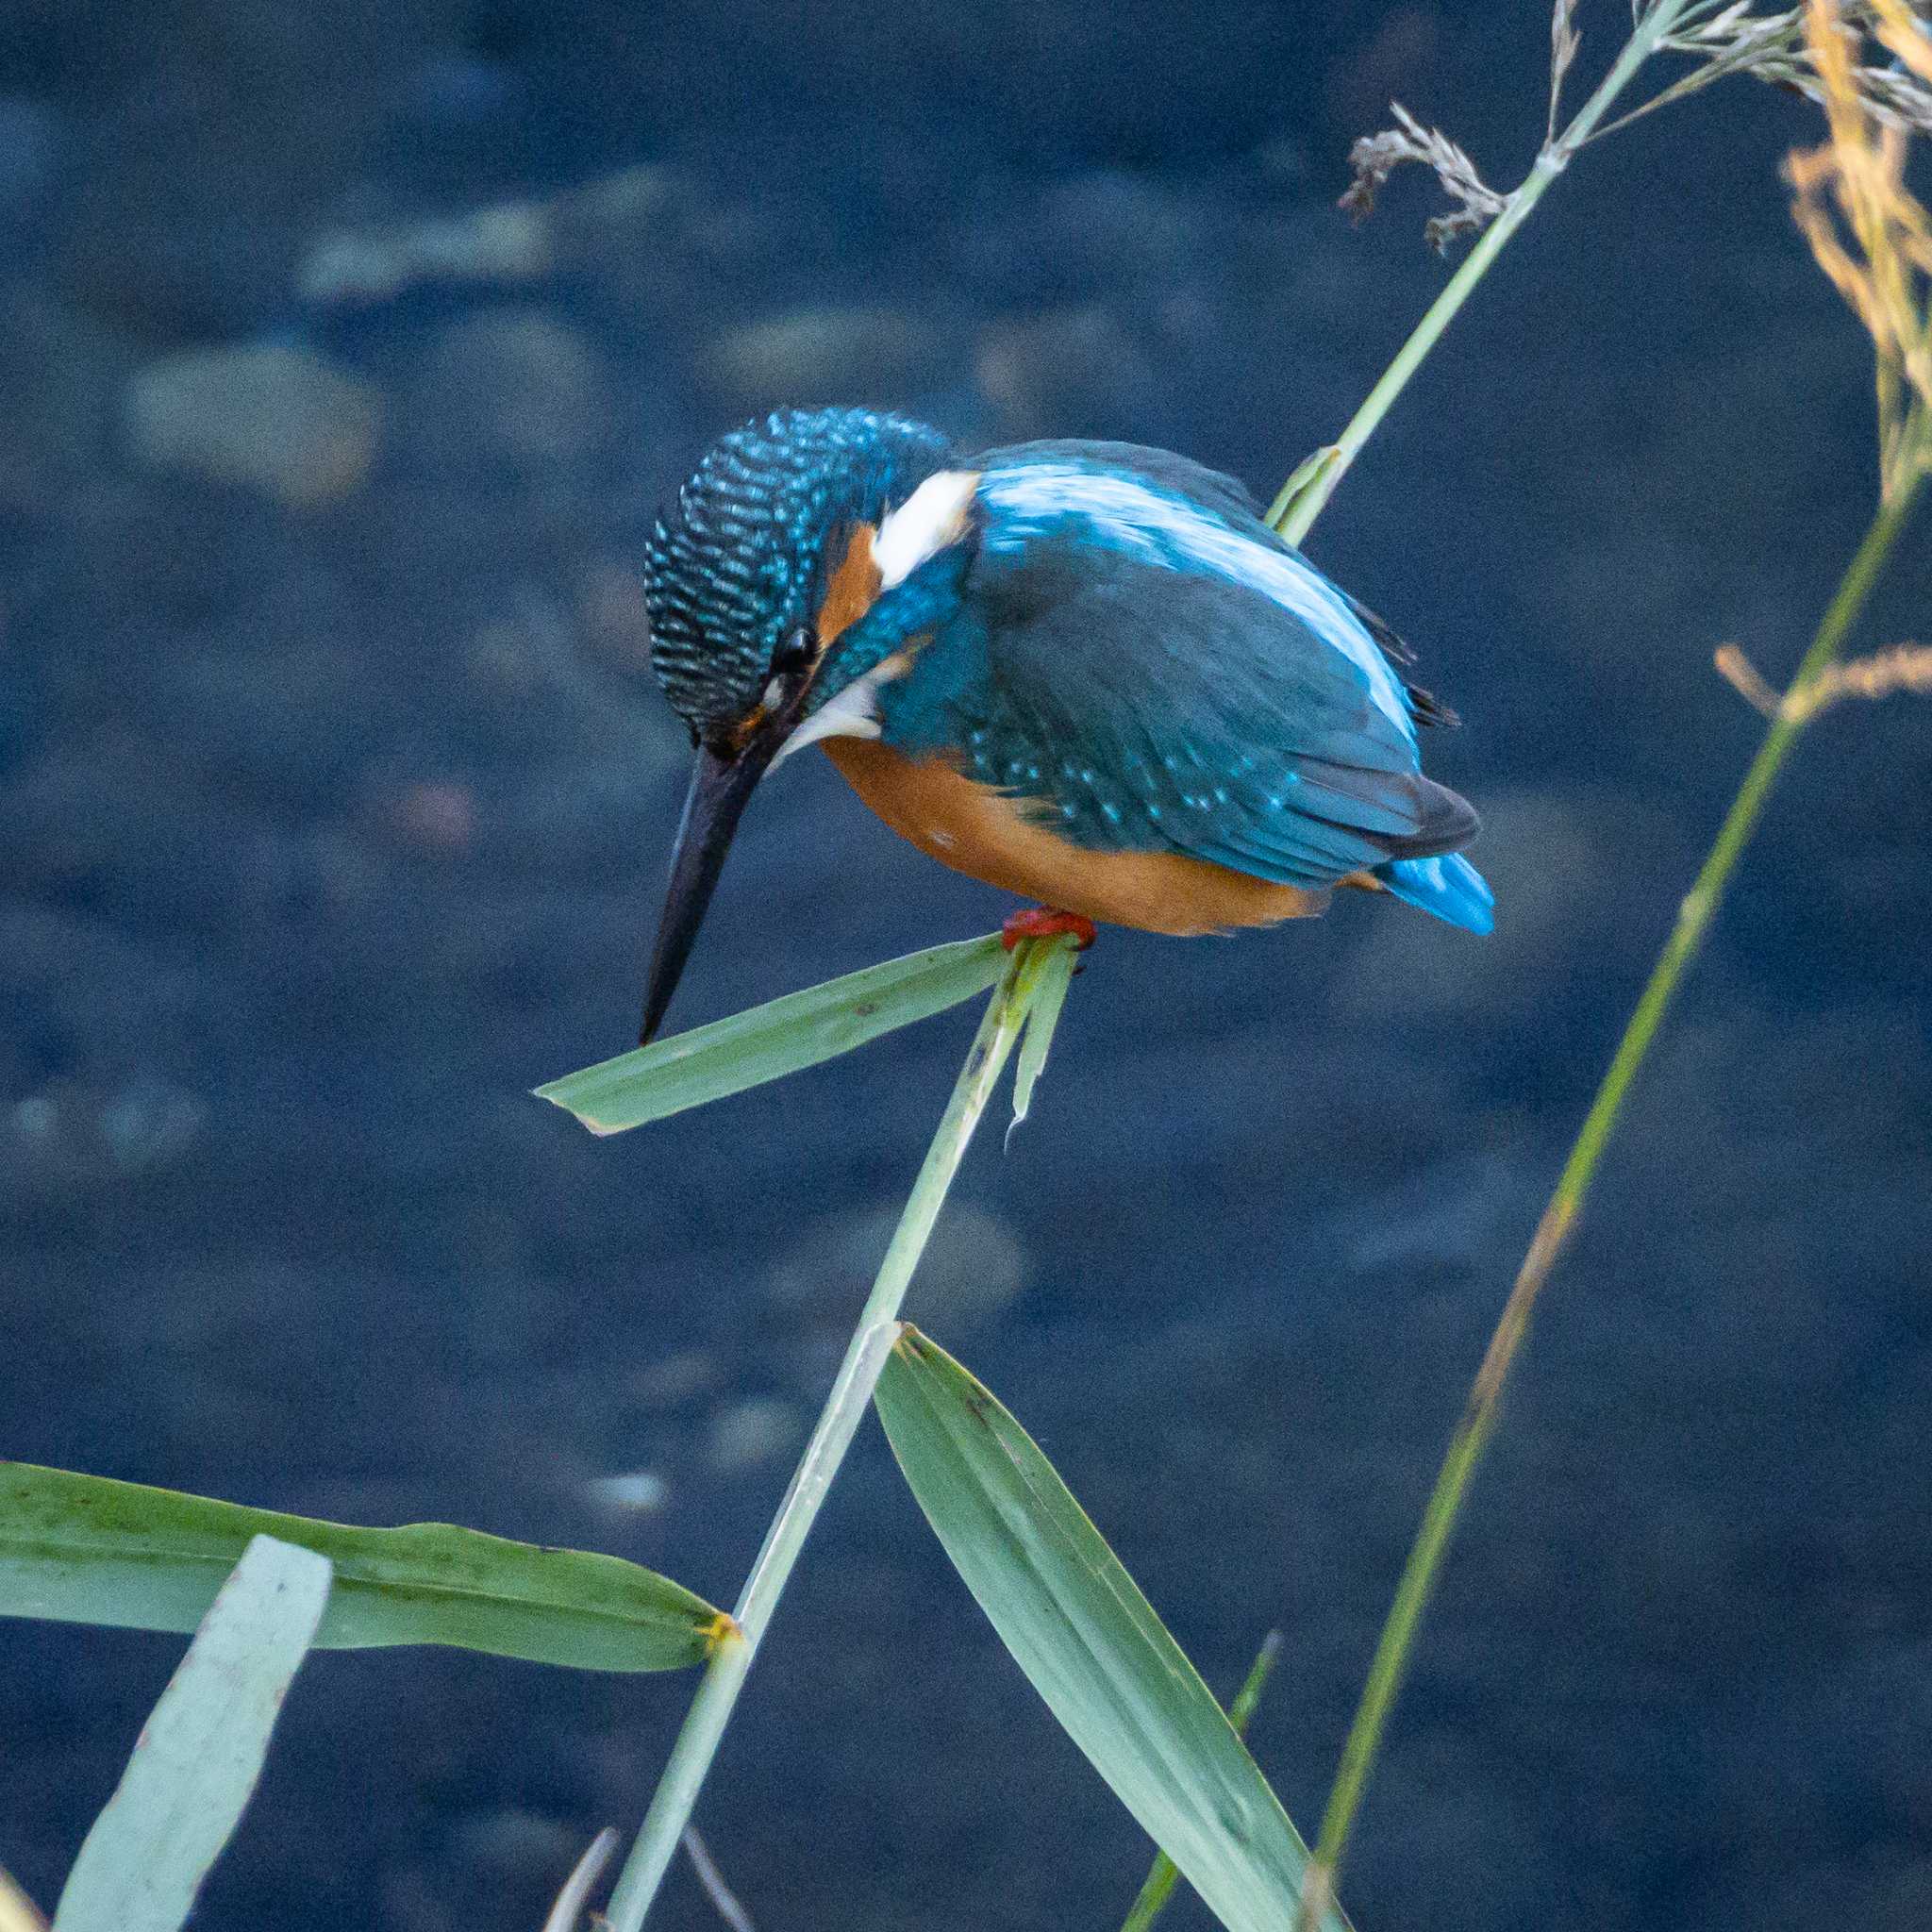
815, 522, 884, 646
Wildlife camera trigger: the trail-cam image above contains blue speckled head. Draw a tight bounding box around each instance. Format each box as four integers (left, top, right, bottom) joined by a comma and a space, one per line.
643, 408, 954, 741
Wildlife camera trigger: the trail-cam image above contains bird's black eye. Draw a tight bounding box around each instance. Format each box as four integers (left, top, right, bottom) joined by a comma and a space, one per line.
770, 629, 815, 679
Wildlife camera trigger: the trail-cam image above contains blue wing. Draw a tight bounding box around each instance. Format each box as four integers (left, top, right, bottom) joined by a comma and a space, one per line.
872, 444, 1483, 897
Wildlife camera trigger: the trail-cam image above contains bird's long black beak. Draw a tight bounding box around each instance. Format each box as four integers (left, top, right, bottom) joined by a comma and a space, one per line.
638, 727, 784, 1045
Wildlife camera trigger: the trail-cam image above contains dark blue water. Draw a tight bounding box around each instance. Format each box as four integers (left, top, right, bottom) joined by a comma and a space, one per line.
2, 5, 1929, 1929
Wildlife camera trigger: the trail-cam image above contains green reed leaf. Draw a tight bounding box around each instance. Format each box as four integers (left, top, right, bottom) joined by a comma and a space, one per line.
0, 1463, 725, 1673
53, 1536, 330, 1932
1007, 935, 1078, 1143
874, 1329, 1350, 1932
537, 935, 1009, 1134
1120, 1631, 1284, 1932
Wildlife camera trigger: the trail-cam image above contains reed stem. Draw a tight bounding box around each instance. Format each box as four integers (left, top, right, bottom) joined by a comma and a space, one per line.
1292, 472, 1924, 1932
603, 941, 1055, 1932
1272, 0, 1695, 547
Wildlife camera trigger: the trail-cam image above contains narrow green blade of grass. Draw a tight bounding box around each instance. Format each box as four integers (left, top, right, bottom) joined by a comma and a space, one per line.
1007, 936, 1078, 1143
1120, 1631, 1283, 1932
537, 935, 1008, 1134
52, 1535, 331, 1932
1263, 443, 1341, 538
0, 1462, 725, 1672
874, 1329, 1350, 1932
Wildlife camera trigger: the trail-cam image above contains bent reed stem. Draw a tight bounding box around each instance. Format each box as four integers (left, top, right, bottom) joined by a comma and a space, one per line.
604, 941, 1054, 1932
1292, 475, 1925, 1932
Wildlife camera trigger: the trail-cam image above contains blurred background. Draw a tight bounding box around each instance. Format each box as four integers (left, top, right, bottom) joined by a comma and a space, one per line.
2, 2, 1929, 1928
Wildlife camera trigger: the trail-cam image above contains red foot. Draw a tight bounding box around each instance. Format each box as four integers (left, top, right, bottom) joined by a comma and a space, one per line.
1001, 907, 1098, 952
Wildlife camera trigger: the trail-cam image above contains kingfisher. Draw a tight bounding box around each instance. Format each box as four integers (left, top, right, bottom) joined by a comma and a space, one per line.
636, 406, 1491, 1043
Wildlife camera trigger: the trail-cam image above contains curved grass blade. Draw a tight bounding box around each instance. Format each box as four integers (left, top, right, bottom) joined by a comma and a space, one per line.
537, 935, 1008, 1135
681, 1827, 758, 1932
541, 1829, 621, 1932
0, 1462, 725, 1673
874, 1329, 1351, 1932
1006, 936, 1078, 1147
53, 1535, 330, 1932
1120, 1631, 1283, 1932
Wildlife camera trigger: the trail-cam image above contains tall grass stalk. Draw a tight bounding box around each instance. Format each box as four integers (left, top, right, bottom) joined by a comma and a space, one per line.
1292, 2, 1932, 1912
602, 941, 1060, 1932
1291, 467, 1924, 1932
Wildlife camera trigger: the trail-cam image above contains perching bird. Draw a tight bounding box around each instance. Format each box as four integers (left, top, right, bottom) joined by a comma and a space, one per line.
636, 406, 1491, 1043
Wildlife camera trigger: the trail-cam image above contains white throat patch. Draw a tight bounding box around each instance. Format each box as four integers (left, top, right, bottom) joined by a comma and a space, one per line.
773, 657, 904, 765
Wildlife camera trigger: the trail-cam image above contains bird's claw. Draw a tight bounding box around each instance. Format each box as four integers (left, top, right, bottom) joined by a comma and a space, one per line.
1001, 908, 1098, 952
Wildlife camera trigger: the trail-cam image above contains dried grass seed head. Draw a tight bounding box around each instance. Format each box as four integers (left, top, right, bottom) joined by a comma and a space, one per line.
1784, 0, 1932, 493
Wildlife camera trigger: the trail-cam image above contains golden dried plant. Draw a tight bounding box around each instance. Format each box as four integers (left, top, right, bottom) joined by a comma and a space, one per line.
1786, 0, 1932, 498
1716, 639, 1932, 715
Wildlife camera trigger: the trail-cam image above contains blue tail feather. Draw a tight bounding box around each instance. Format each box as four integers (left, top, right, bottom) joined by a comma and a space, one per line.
1374, 854, 1494, 935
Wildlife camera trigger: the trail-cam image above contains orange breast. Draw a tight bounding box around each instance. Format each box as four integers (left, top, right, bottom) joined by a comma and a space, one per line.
823, 739, 1332, 935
